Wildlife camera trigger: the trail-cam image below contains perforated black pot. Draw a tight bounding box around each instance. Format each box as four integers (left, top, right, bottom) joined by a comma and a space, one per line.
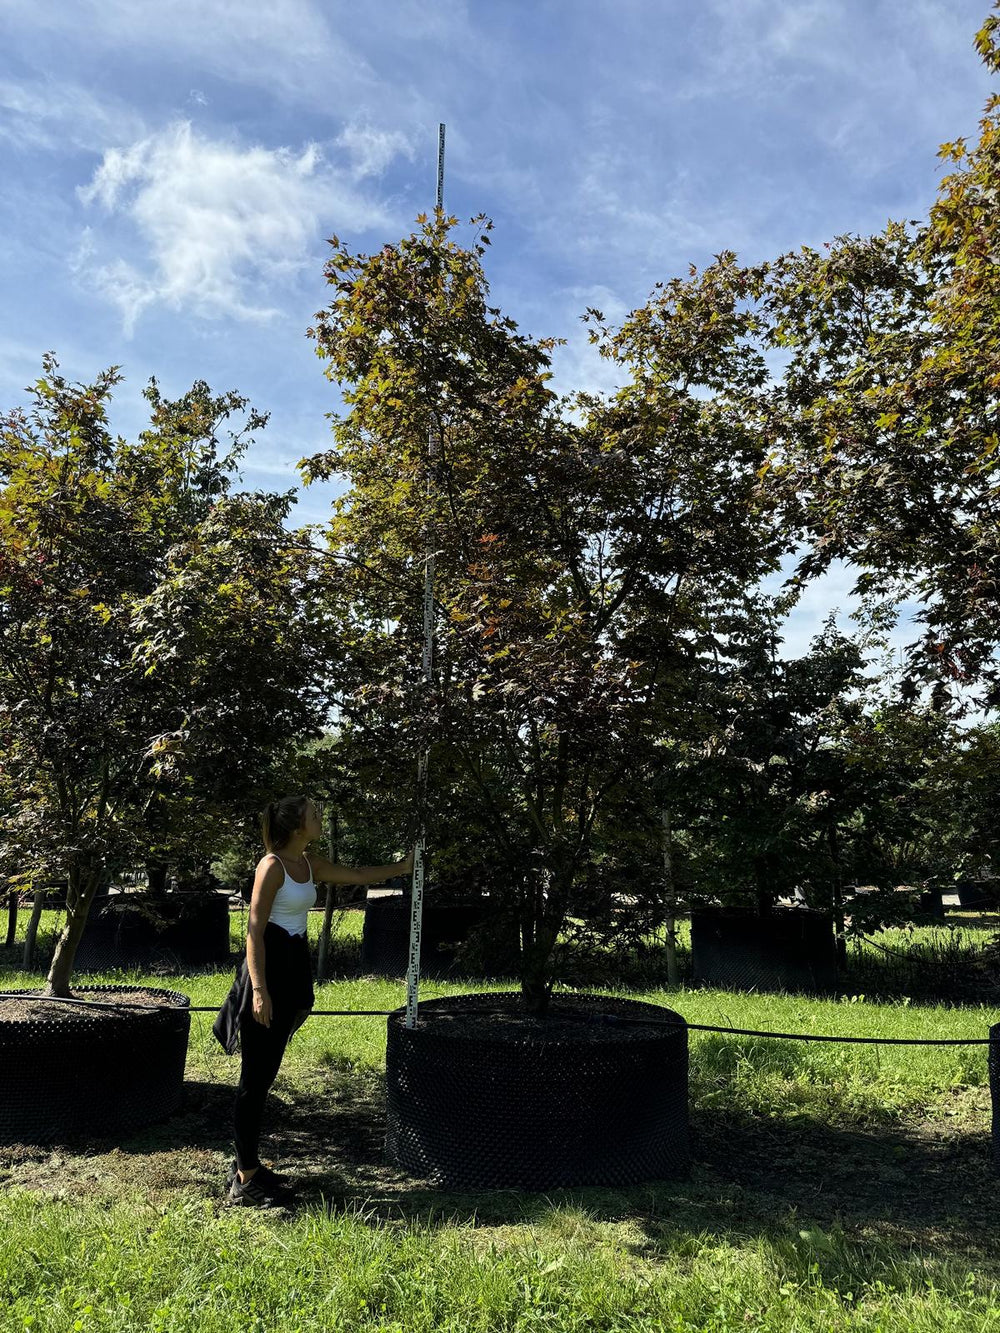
74, 893, 231, 972
690, 907, 838, 994
385, 991, 689, 1190
0, 986, 190, 1144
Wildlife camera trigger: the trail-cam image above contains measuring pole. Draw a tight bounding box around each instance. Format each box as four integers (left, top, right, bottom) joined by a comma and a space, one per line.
405, 122, 445, 1029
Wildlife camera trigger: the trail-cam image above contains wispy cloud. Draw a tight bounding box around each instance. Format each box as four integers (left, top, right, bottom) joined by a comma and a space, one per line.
336, 122, 415, 180
0, 76, 143, 153
75, 121, 402, 332
0, 0, 398, 117
2, 0, 994, 701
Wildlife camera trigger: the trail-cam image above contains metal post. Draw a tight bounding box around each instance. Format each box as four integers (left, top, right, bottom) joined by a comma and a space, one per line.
405, 123, 445, 1030
991, 1022, 1000, 1172
316, 803, 338, 981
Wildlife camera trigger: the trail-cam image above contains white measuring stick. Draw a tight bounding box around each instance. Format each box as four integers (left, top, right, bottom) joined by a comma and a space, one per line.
404, 123, 445, 1030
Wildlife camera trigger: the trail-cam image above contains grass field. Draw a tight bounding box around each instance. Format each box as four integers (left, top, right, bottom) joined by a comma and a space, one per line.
2, 911, 1000, 1331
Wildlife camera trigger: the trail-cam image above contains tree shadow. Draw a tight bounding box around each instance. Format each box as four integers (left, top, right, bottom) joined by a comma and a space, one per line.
151, 1071, 999, 1243
3, 1061, 997, 1285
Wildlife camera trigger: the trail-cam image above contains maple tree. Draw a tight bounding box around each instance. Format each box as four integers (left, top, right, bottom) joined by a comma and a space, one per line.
0, 359, 327, 995
307, 215, 787, 1012
757, 6, 1000, 715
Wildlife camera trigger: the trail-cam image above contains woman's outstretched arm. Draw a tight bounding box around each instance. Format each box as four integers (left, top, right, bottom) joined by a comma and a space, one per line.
309, 848, 414, 886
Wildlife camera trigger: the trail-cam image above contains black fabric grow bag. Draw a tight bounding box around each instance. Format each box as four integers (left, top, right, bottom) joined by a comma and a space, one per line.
690, 907, 838, 993
0, 985, 190, 1144
360, 896, 504, 977
74, 893, 231, 971
954, 881, 1000, 912
385, 991, 689, 1190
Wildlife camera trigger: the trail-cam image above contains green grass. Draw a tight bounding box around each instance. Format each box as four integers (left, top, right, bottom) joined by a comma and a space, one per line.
2, 1188, 997, 1333
3, 915, 1000, 1331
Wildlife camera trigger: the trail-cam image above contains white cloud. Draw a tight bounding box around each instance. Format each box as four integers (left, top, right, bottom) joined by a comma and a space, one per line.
689, 0, 988, 147
76, 121, 400, 332
539, 284, 631, 401
336, 123, 415, 180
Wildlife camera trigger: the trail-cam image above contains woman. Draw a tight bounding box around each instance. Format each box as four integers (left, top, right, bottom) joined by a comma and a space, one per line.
213, 794, 413, 1208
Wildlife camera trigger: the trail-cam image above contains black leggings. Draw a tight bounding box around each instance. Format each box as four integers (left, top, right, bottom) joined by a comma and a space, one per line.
233, 924, 313, 1173
233, 1005, 310, 1171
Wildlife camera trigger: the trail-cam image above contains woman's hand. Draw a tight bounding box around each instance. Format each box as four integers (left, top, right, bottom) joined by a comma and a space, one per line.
252, 987, 272, 1027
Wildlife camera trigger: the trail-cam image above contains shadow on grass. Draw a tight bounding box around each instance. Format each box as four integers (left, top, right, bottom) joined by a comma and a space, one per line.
5, 1057, 996, 1277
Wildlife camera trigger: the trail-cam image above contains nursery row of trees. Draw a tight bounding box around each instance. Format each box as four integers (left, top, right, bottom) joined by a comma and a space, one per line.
4, 9, 1000, 1008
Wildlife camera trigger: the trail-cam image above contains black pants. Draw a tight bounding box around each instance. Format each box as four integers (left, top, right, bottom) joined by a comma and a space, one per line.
233, 923, 314, 1173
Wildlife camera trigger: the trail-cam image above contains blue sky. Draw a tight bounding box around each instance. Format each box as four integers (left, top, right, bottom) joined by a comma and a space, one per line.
1, 0, 996, 699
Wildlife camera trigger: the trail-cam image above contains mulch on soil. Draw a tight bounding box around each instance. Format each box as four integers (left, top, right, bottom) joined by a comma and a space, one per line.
0, 990, 186, 1023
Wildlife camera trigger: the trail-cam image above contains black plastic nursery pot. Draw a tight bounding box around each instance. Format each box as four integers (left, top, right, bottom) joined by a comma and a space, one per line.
954, 880, 1000, 912
690, 906, 838, 994
74, 892, 232, 972
916, 888, 946, 920
385, 991, 690, 1190
0, 985, 191, 1144
360, 896, 508, 978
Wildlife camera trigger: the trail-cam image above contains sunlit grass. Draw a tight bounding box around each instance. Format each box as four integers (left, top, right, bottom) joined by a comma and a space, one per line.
3, 909, 999, 1333
2, 1185, 999, 1333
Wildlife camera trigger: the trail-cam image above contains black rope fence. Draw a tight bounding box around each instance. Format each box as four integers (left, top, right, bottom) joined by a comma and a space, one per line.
2, 992, 997, 1044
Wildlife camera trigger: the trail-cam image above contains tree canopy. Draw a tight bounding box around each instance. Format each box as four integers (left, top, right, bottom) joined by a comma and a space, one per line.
0, 358, 329, 993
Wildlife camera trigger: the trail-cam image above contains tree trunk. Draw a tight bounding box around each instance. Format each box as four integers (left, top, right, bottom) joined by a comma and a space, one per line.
519, 950, 555, 1016
828, 823, 847, 970
519, 867, 568, 1017
44, 866, 104, 997
661, 805, 680, 986
22, 888, 46, 969
4, 890, 17, 949
145, 858, 169, 896
316, 809, 339, 981
754, 860, 774, 917
520, 912, 557, 1015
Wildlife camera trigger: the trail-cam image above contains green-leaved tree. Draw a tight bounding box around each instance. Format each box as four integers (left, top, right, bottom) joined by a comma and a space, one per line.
0, 358, 328, 995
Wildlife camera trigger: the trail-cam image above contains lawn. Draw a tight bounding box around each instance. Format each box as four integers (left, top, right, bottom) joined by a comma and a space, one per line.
2, 911, 999, 1331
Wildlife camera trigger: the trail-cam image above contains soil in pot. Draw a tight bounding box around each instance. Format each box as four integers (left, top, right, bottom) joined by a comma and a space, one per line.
0, 985, 191, 1144
385, 991, 689, 1190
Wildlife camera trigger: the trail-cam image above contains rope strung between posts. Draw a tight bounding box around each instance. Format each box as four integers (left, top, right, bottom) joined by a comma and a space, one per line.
0, 995, 395, 1016
2, 992, 997, 1043
609, 1018, 1000, 1045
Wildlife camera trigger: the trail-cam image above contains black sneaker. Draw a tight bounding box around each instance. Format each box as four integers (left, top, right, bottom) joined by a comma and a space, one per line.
225, 1160, 292, 1191
227, 1169, 297, 1210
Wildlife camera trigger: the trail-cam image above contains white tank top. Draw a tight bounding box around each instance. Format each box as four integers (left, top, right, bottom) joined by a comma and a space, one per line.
266, 854, 316, 937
